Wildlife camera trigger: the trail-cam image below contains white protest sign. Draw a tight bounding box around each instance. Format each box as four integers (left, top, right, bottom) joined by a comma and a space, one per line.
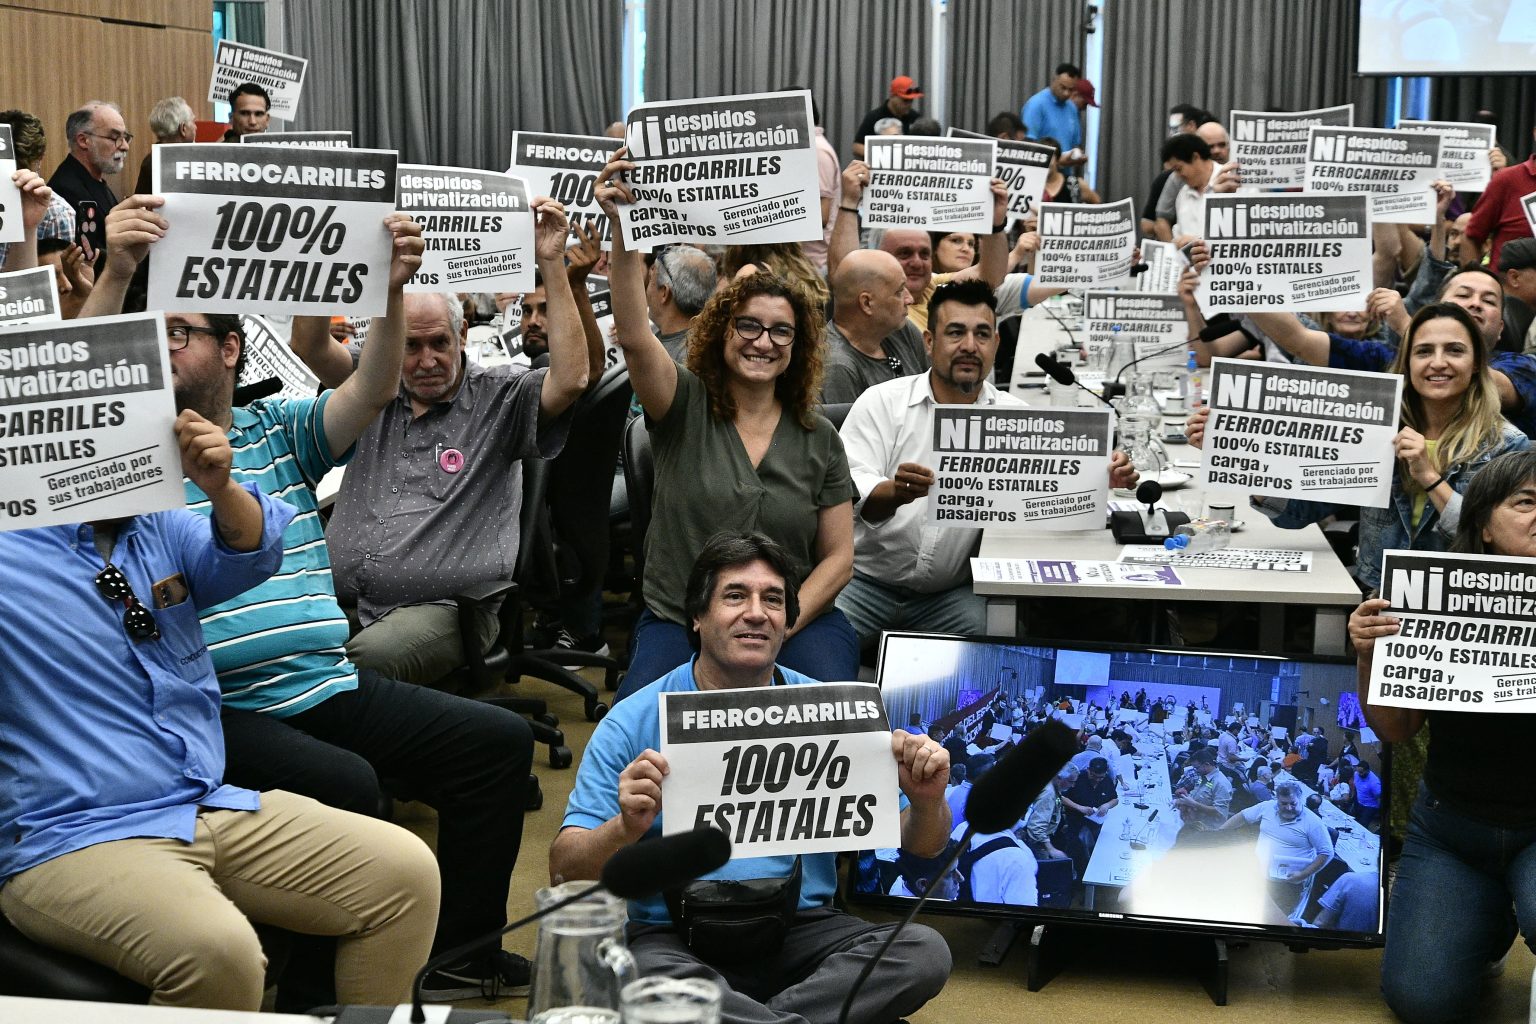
0, 311, 183, 530
929, 405, 1112, 530
971, 558, 1185, 587
949, 128, 1051, 227
1398, 120, 1497, 192
208, 40, 308, 120
398, 165, 533, 293
1229, 104, 1354, 191
620, 90, 821, 248
585, 275, 622, 371
0, 125, 20, 245
1200, 358, 1402, 507
1034, 198, 1137, 289
238, 313, 319, 400
660, 682, 900, 859
1304, 126, 1441, 225
1524, 193, 1536, 238
860, 135, 996, 233
509, 131, 622, 250
245, 131, 351, 149
1137, 239, 1185, 295
1084, 292, 1187, 374
1369, 550, 1536, 712
0, 267, 62, 326
1196, 194, 1372, 315
151, 143, 398, 316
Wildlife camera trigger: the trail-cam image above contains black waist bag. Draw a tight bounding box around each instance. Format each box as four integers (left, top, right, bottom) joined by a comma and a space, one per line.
662, 856, 802, 965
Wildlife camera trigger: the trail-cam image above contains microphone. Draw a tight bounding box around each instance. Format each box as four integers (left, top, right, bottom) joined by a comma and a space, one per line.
330, 830, 733, 1024
1129, 262, 1150, 277
1197, 315, 1242, 343
1033, 352, 1115, 409
835, 722, 1079, 1024
1109, 478, 1188, 543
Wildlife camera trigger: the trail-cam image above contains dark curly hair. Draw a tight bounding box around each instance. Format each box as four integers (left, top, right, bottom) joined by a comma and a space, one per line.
685, 270, 826, 430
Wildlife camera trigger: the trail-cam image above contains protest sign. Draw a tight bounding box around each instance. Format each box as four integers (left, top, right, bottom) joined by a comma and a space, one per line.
971, 558, 1185, 586
1229, 104, 1354, 190
0, 125, 20, 245
1199, 357, 1401, 507
1398, 120, 1497, 192
1369, 550, 1536, 712
238, 314, 319, 400
208, 40, 308, 120
928, 405, 1112, 530
860, 135, 996, 233
509, 131, 622, 249
398, 165, 533, 293
245, 131, 351, 149
660, 682, 900, 858
620, 90, 820, 248
585, 275, 622, 371
0, 267, 61, 326
0, 311, 183, 531
150, 143, 398, 316
1524, 193, 1536, 238
1304, 126, 1441, 224
1084, 292, 1188, 374
949, 128, 1051, 227
1034, 197, 1137, 289
1137, 239, 1185, 295
1195, 194, 1372, 315
1120, 546, 1312, 571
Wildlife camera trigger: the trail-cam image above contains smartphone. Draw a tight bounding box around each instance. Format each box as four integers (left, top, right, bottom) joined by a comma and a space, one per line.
75, 201, 98, 251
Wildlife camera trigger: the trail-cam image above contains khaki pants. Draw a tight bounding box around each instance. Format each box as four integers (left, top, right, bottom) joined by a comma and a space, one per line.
346, 601, 501, 687
0, 790, 440, 1010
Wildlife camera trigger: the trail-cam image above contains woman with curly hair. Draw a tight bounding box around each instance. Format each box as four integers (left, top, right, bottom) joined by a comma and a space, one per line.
597, 152, 858, 698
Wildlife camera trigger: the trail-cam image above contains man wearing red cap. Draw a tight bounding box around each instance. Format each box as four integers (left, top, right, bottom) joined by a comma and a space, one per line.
851, 75, 924, 159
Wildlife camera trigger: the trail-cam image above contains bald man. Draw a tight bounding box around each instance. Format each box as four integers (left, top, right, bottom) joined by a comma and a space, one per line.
821, 250, 929, 403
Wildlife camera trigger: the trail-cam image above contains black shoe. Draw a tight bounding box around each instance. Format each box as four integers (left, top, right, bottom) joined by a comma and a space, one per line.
419, 949, 532, 1002
553, 627, 610, 670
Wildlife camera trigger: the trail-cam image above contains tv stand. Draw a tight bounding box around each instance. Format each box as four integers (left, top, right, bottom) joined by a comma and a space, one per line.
982, 923, 1233, 1005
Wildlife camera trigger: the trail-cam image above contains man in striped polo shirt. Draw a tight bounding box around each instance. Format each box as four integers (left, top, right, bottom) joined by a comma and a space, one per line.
82, 194, 558, 1000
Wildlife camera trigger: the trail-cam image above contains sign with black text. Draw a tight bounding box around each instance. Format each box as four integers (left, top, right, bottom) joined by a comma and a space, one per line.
949, 128, 1050, 227
238, 314, 319, 400
0, 311, 183, 530
1229, 104, 1354, 190
1137, 239, 1185, 295
660, 682, 900, 858
1034, 198, 1137, 289
861, 136, 996, 233
929, 405, 1112, 529
1195, 194, 1372, 314
1085, 292, 1187, 373
244, 131, 351, 149
0, 125, 20, 245
208, 40, 308, 120
1304, 126, 1441, 224
150, 143, 398, 316
1200, 358, 1401, 507
0, 267, 62, 326
620, 91, 820, 248
1524, 193, 1536, 239
1398, 120, 1496, 192
398, 165, 533, 293
510, 131, 622, 250
1370, 551, 1536, 712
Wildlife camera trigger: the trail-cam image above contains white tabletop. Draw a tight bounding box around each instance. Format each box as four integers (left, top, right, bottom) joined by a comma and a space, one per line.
0, 997, 320, 1023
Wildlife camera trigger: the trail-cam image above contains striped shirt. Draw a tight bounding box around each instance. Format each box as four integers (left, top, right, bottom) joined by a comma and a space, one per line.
184, 394, 358, 717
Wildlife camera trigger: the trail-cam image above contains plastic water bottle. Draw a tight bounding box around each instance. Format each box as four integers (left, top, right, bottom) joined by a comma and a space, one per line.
1163, 517, 1231, 553
1186, 350, 1204, 407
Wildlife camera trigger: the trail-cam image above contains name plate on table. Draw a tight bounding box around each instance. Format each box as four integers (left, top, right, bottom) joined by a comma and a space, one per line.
1119, 546, 1313, 572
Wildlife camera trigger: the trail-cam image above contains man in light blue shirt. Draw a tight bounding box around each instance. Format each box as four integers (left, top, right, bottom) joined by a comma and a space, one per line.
1021, 62, 1086, 170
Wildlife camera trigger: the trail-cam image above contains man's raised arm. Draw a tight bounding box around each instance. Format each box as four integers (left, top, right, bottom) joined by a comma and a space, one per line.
532, 198, 589, 418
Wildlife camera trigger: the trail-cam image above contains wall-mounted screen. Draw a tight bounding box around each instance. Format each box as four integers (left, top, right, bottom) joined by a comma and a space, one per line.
1359, 0, 1536, 75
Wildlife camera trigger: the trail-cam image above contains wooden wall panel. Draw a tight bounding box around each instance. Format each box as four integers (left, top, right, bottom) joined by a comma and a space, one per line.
0, 3, 213, 200
0, 0, 208, 33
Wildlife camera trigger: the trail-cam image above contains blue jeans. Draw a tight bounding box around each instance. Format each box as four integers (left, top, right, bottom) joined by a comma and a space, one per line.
1381, 784, 1536, 1023
618, 607, 860, 701
834, 573, 988, 647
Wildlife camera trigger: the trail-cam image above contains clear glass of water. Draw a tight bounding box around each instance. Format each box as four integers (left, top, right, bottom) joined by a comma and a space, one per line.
621, 977, 722, 1023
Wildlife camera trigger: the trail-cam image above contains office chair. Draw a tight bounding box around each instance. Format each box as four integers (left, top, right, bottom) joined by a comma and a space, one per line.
1036, 857, 1076, 908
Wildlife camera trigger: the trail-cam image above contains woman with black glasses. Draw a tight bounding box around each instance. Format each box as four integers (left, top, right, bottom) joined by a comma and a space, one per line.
597, 151, 858, 698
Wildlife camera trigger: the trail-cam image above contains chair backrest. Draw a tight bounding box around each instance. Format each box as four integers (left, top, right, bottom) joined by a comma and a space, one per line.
514, 456, 559, 602
623, 415, 655, 584
1036, 857, 1075, 907
817, 402, 854, 429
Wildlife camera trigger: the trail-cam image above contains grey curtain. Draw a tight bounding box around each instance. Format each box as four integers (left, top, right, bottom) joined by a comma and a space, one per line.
284, 0, 623, 171
1096, 0, 1393, 212
1432, 78, 1536, 162
643, 0, 930, 164
946, 0, 1084, 137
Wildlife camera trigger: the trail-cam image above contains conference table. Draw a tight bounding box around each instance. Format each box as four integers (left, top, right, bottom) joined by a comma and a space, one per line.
978, 298, 1362, 655
1079, 749, 1179, 910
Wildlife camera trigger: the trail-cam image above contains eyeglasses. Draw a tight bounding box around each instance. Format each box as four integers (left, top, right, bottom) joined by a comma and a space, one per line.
653, 247, 679, 288
95, 564, 160, 642
166, 324, 222, 351
84, 130, 134, 146
732, 317, 796, 346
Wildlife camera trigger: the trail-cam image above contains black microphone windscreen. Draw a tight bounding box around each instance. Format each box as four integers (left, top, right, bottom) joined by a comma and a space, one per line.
1198, 316, 1240, 343
965, 720, 1080, 834
1135, 479, 1163, 506
1129, 262, 1150, 276
1033, 352, 1075, 386
600, 828, 732, 899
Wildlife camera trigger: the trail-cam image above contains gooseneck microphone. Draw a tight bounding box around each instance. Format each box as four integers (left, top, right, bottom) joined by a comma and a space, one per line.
835, 721, 1078, 1024
1034, 352, 1115, 409
1197, 314, 1242, 344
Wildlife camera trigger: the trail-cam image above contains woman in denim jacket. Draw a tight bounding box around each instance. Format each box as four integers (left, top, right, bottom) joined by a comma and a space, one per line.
1250, 302, 1528, 592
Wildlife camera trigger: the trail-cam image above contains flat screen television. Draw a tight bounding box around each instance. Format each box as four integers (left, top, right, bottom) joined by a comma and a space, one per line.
1358, 0, 1536, 75
849, 633, 1387, 947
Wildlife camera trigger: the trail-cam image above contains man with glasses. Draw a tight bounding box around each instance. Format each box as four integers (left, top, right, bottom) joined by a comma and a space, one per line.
0, 408, 441, 1010
47, 100, 128, 256
821, 249, 926, 403
221, 83, 271, 142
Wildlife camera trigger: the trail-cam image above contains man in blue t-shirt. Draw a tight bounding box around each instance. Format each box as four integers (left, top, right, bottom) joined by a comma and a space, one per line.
553, 533, 954, 1024
1021, 62, 1087, 173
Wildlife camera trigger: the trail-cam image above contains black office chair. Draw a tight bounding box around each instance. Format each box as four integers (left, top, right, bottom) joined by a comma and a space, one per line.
818, 402, 853, 429
622, 415, 656, 590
